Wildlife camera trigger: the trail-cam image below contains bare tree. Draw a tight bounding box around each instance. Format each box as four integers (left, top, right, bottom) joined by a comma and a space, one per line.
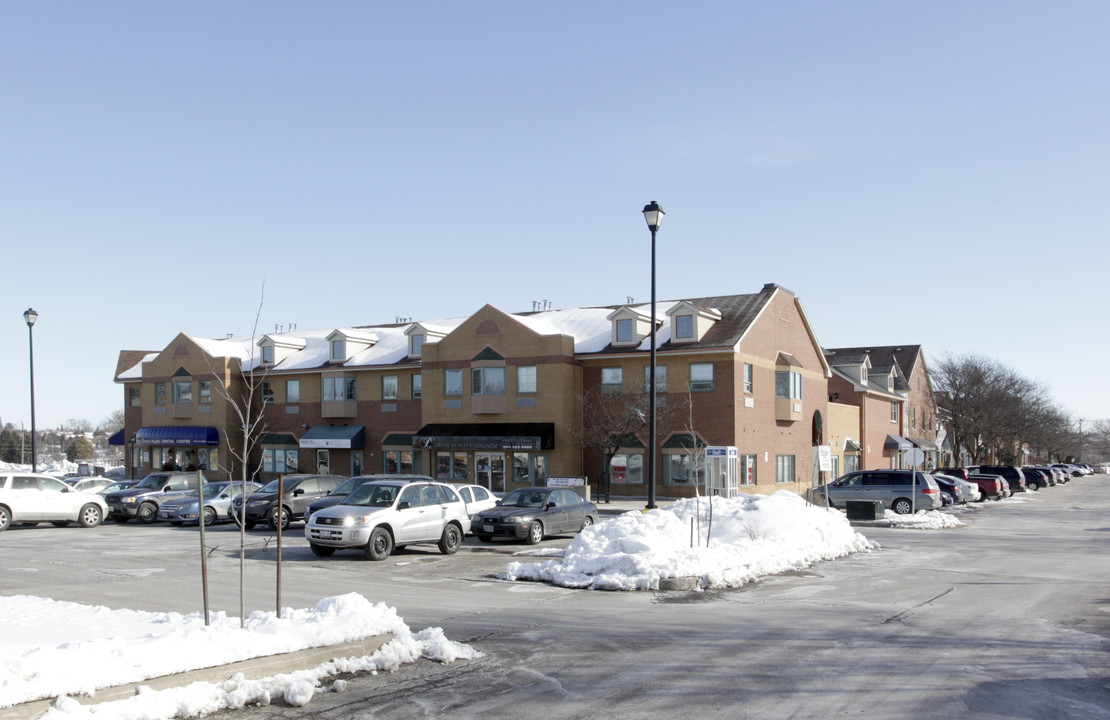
101, 409, 126, 432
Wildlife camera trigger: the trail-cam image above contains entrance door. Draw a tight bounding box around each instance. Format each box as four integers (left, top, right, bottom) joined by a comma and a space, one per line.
475, 453, 506, 493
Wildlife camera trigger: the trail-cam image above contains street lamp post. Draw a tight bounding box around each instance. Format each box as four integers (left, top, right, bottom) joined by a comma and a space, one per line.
23, 308, 38, 473
642, 202, 664, 510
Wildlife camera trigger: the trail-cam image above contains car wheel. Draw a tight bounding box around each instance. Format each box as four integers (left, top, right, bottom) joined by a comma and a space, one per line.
202, 507, 217, 526
137, 502, 158, 524
364, 527, 393, 561
78, 504, 103, 528
580, 515, 595, 532
0, 506, 10, 532
1028, 483, 1039, 492
310, 543, 335, 557
438, 523, 462, 555
268, 506, 290, 531
52, 521, 71, 528
476, 534, 493, 542
891, 498, 913, 515
525, 520, 544, 545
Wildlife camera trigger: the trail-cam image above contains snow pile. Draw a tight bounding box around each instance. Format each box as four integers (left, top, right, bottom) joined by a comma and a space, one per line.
504, 491, 876, 591
877, 509, 964, 529
0, 593, 480, 717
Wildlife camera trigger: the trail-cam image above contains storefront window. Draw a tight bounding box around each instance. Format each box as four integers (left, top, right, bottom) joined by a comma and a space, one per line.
610, 453, 643, 484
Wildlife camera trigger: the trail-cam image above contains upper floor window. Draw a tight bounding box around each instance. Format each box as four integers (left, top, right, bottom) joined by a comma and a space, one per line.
261, 345, 274, 364
155, 383, 167, 405
516, 366, 537, 394
330, 340, 345, 362
643, 365, 667, 393
412, 374, 422, 399
286, 380, 300, 403
129, 387, 141, 407
261, 381, 274, 404
410, 334, 425, 356
674, 315, 694, 340
445, 369, 463, 396
891, 401, 899, 422
689, 363, 713, 392
322, 376, 356, 402
173, 380, 192, 404
775, 370, 802, 400
616, 318, 634, 343
744, 363, 754, 394
601, 367, 622, 394
198, 380, 212, 403
472, 367, 506, 395
382, 375, 398, 401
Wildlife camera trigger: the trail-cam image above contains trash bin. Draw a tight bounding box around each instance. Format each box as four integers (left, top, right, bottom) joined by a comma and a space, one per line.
845, 500, 884, 520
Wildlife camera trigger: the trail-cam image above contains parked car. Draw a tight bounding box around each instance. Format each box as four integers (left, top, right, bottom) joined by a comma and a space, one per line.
1021, 467, 1053, 489
158, 481, 263, 525
1052, 463, 1086, 477
306, 474, 435, 520
231, 474, 345, 530
104, 471, 212, 523
966, 473, 1009, 500
70, 478, 114, 495
305, 478, 471, 560
473, 487, 599, 543
0, 472, 108, 531
932, 475, 973, 504
453, 483, 499, 523
810, 470, 944, 514
931, 470, 983, 502
969, 465, 1028, 493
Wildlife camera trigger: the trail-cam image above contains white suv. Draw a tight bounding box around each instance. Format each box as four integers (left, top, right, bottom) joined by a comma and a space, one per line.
0, 472, 108, 531
304, 479, 471, 560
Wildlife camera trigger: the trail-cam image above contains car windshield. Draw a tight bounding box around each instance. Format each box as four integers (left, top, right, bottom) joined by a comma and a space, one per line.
201, 483, 230, 498
345, 484, 400, 507
134, 474, 170, 489
331, 476, 368, 496
500, 489, 551, 508
259, 479, 284, 493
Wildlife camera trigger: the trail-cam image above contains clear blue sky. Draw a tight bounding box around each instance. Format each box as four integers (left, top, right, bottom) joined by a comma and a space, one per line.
3, 2, 1108, 430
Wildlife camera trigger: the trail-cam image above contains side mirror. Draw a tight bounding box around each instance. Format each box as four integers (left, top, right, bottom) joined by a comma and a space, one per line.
292, 488, 304, 496
398, 501, 411, 510
545, 502, 557, 510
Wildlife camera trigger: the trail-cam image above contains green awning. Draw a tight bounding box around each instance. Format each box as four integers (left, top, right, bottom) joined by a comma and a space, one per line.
663, 433, 706, 450
262, 433, 298, 447
300, 425, 365, 449
382, 433, 414, 447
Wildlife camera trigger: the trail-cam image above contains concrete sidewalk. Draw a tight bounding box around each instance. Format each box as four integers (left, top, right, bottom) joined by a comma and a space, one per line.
592, 496, 679, 516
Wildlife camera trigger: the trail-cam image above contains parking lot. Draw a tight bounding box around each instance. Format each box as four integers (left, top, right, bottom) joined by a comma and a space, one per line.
5, 479, 1110, 719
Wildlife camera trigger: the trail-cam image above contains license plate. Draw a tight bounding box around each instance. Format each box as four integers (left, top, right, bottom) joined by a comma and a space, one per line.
483, 524, 494, 533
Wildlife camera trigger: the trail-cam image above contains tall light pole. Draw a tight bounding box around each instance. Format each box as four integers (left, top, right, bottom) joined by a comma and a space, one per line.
23, 308, 38, 473
642, 202, 664, 510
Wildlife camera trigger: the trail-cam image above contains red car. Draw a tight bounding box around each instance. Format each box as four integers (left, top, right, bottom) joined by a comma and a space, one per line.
935, 468, 1006, 501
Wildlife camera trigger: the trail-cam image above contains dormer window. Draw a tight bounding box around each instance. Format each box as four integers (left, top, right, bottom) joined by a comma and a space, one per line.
405, 322, 448, 358
674, 315, 694, 340
325, 329, 376, 363
616, 319, 634, 343
261, 345, 275, 364
258, 335, 306, 367
665, 301, 722, 343
411, 334, 425, 356
607, 306, 654, 347
860, 365, 867, 384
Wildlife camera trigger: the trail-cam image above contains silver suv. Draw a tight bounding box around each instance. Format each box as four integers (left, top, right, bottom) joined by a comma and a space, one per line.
812, 469, 943, 514
304, 479, 471, 560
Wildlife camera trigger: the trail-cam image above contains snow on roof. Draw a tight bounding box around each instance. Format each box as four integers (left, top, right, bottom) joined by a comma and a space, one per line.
116, 352, 159, 380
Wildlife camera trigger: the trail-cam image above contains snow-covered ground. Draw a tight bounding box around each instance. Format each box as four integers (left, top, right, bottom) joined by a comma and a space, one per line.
3, 487, 970, 718
1, 593, 480, 718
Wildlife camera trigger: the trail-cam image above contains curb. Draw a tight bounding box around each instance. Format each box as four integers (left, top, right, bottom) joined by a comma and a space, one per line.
0, 634, 392, 720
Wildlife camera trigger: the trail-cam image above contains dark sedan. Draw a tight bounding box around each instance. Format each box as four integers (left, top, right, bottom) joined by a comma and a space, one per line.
473, 487, 598, 544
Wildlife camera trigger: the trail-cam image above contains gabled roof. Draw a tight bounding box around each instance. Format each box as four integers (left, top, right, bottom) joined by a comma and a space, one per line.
824, 345, 923, 380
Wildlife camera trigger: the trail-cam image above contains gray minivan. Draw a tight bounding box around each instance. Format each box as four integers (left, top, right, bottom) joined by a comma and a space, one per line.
812, 469, 944, 514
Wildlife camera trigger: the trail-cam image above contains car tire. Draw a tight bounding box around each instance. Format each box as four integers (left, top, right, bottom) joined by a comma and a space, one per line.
0, 506, 10, 532
891, 498, 914, 515
202, 507, 217, 526
580, 515, 594, 532
438, 523, 462, 555
525, 520, 544, 545
78, 504, 103, 528
476, 534, 493, 542
268, 506, 290, 531
52, 521, 70, 528
310, 543, 335, 557
364, 527, 393, 561
137, 502, 158, 524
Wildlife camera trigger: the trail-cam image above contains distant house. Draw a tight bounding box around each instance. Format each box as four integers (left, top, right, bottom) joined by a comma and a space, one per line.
823, 345, 939, 470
